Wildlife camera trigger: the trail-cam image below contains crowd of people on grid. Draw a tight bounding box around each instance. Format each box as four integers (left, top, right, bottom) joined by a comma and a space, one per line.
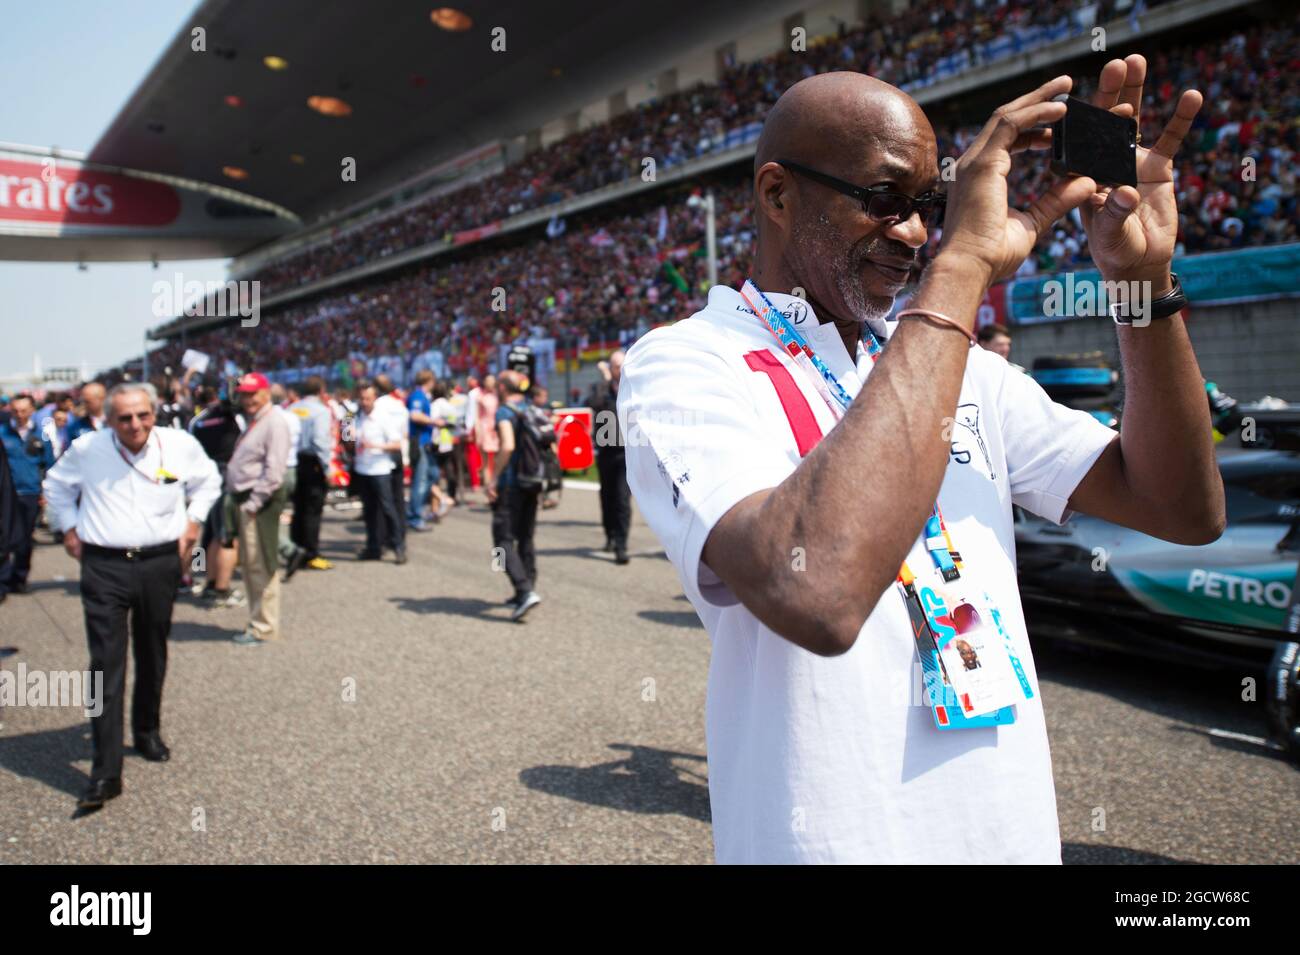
0, 359, 640, 630
1, 353, 632, 809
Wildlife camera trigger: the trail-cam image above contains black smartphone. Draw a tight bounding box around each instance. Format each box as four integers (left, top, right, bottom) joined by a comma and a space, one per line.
1050, 94, 1137, 187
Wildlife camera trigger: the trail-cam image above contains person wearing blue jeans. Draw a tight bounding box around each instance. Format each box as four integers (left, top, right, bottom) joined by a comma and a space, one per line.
405, 370, 438, 531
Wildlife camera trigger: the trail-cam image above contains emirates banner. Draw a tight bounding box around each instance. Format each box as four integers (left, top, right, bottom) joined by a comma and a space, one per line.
0, 147, 290, 242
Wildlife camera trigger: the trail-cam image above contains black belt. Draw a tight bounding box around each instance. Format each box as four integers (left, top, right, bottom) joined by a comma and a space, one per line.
83, 541, 178, 561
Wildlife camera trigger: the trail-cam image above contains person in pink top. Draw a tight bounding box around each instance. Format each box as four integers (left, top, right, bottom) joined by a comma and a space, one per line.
474, 373, 499, 489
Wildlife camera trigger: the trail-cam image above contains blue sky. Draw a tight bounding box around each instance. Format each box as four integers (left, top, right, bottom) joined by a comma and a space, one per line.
0, 0, 227, 380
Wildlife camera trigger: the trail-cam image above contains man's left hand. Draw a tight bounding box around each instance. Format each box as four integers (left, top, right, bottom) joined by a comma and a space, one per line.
1079, 55, 1203, 293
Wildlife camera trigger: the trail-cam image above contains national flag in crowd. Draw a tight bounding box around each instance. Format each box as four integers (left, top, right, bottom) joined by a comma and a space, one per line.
661, 260, 689, 293
335, 359, 353, 388
656, 206, 668, 243
546, 215, 566, 239
589, 228, 616, 248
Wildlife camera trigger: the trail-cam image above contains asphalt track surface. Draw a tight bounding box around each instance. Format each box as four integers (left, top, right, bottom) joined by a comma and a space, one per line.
1, 483, 1296, 864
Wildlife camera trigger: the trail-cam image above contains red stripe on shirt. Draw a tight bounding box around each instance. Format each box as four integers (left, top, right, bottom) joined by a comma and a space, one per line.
744, 349, 824, 457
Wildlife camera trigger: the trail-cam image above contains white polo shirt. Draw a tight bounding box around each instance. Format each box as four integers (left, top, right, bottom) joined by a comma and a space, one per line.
618, 284, 1116, 864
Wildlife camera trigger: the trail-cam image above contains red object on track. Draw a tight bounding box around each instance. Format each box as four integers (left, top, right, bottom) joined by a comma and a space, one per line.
552, 407, 594, 471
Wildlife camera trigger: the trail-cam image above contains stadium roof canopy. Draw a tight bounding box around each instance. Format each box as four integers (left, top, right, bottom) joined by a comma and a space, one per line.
90, 0, 787, 227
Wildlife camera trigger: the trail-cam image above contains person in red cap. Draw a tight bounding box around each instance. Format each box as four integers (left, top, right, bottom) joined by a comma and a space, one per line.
223, 373, 291, 646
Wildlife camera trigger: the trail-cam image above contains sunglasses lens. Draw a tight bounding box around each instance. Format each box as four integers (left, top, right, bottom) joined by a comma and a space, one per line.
867, 194, 912, 222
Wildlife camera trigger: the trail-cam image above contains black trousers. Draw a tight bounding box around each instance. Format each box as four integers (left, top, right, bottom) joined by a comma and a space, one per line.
80, 546, 180, 782
0, 493, 39, 595
437, 449, 458, 502
200, 464, 230, 551
491, 485, 540, 597
290, 451, 328, 559
387, 451, 406, 549
358, 472, 403, 555
596, 451, 631, 548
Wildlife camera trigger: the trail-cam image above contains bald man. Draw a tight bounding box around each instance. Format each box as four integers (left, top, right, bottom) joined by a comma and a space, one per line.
619, 63, 1222, 864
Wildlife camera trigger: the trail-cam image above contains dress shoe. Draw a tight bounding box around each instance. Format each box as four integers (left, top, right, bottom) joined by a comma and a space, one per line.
394, 550, 409, 565
77, 778, 122, 810
615, 547, 630, 565
356, 549, 381, 561
9, 581, 29, 595
134, 732, 171, 762
283, 548, 310, 581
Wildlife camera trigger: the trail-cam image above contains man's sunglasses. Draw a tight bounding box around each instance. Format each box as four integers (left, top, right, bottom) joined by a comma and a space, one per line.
115, 411, 154, 423
778, 159, 945, 226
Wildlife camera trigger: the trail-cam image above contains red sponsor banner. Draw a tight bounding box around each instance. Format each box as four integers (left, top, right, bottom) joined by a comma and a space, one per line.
0, 158, 180, 227
452, 221, 501, 245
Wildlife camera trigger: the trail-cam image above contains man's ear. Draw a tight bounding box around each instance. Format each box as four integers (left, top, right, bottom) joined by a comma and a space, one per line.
755, 162, 791, 227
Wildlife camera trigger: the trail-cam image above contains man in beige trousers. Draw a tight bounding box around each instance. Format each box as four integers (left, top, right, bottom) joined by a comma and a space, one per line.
224, 373, 290, 646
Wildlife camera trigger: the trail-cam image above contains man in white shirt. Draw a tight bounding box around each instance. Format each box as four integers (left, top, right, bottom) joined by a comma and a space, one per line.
353, 382, 407, 564
43, 382, 221, 812
619, 63, 1224, 863
373, 374, 409, 555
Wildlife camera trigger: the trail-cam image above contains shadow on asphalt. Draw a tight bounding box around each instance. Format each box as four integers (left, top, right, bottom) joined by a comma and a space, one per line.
534, 545, 617, 560
1030, 634, 1272, 741
520, 742, 710, 822
637, 609, 704, 629
388, 594, 502, 622
0, 723, 90, 798
1062, 843, 1190, 864
22, 579, 79, 596
169, 621, 242, 642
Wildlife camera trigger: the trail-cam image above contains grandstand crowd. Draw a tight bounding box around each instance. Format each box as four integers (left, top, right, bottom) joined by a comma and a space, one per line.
125, 12, 1297, 386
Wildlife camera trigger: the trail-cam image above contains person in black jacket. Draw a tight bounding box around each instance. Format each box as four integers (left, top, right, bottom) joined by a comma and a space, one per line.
187, 385, 244, 604
587, 350, 630, 565
0, 395, 56, 601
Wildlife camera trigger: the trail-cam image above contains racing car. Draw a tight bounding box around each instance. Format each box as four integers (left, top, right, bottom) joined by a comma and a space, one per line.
1015, 449, 1299, 669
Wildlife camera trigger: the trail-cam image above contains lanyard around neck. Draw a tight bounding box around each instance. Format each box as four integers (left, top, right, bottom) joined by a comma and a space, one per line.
113, 431, 167, 485
739, 279, 963, 584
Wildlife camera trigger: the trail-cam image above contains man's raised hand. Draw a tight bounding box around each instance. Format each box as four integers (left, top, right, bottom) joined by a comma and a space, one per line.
939, 74, 1098, 285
